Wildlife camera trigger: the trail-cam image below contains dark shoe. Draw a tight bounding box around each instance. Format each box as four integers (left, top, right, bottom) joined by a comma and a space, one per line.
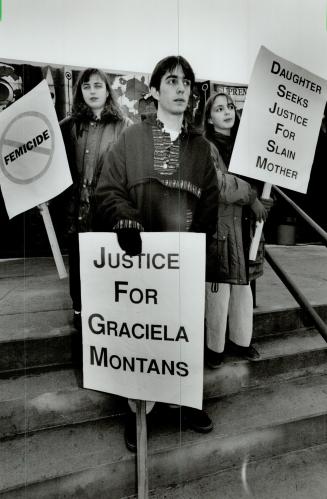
73, 311, 82, 332
229, 342, 260, 361
182, 407, 213, 433
244, 345, 260, 361
205, 348, 224, 369
124, 413, 137, 452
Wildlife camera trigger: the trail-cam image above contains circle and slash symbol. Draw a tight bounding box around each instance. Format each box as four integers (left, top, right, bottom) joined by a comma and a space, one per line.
0, 111, 55, 184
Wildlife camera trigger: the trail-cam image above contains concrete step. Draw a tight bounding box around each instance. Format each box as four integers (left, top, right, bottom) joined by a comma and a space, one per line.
1, 252, 326, 497
253, 303, 327, 338
258, 245, 327, 313
147, 442, 327, 499
1, 256, 326, 376
205, 327, 327, 398
1, 296, 327, 376
1, 373, 327, 498
0, 368, 125, 439
0, 269, 70, 317
1, 328, 327, 440
0, 256, 64, 279
0, 309, 75, 373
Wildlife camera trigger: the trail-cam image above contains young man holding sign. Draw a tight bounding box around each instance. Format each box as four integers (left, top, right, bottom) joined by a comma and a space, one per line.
95, 55, 219, 451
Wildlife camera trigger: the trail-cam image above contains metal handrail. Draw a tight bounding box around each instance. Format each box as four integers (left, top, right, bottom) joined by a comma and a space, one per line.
265, 248, 327, 341
264, 186, 327, 341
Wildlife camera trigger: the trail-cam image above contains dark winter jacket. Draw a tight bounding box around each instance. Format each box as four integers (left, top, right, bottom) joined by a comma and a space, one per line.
61, 116, 131, 233
94, 115, 254, 282
95, 115, 219, 236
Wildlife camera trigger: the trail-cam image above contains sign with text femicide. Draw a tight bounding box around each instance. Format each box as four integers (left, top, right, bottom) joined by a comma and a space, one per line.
0, 79, 72, 218
80, 232, 205, 410
229, 46, 327, 193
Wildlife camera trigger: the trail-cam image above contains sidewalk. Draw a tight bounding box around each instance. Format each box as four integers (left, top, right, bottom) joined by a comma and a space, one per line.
255, 244, 327, 313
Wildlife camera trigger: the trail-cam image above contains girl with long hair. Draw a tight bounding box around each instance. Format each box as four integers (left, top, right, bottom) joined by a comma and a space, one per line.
203, 92, 272, 368
62, 68, 131, 333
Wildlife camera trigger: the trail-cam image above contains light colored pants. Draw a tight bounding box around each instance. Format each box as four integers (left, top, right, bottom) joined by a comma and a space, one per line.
205, 283, 253, 353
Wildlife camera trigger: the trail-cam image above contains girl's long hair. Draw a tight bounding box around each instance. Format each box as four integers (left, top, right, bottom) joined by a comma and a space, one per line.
71, 67, 124, 124
203, 92, 240, 143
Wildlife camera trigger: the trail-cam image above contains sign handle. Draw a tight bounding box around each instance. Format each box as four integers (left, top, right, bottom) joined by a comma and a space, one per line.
249, 183, 272, 261
38, 202, 68, 279
136, 400, 148, 499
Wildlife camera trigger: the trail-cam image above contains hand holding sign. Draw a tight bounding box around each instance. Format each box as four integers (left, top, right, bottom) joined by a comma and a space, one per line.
251, 196, 269, 222
249, 183, 272, 260
116, 227, 143, 256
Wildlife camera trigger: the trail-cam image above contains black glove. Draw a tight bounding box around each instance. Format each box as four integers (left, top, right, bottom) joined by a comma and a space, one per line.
116, 228, 142, 256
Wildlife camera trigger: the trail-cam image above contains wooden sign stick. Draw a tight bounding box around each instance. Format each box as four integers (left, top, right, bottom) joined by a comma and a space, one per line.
249, 182, 272, 261
38, 202, 68, 279
136, 400, 148, 499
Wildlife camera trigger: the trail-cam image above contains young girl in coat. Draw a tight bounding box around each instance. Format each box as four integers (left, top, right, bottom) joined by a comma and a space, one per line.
61, 68, 131, 331
204, 92, 272, 368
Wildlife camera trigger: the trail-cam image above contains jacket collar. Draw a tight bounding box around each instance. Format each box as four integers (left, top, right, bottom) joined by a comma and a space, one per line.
143, 113, 191, 138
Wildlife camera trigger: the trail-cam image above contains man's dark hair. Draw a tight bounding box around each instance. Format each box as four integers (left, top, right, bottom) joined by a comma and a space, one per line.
149, 55, 195, 91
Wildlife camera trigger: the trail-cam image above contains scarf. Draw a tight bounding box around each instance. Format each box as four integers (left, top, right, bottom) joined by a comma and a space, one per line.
212, 131, 235, 169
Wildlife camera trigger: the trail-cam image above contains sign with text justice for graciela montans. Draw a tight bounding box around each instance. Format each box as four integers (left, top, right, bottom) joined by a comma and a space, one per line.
229, 46, 327, 193
80, 232, 205, 410
0, 80, 72, 218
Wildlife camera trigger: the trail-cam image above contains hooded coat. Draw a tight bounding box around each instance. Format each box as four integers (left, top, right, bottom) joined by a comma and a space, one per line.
208, 131, 264, 284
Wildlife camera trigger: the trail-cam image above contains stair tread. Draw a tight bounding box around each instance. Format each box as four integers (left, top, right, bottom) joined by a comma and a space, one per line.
1, 306, 325, 346
1, 251, 327, 495
0, 257, 62, 279
256, 245, 327, 311
148, 443, 327, 499
0, 257, 70, 317
1, 254, 327, 339
255, 327, 326, 357
1, 327, 325, 400
1, 372, 327, 492
1, 327, 327, 438
0, 368, 81, 402
0, 276, 70, 317
0, 309, 73, 342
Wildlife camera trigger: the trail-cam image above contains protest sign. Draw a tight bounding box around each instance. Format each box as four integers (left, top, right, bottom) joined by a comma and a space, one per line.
0, 79, 72, 218
229, 46, 327, 193
80, 232, 205, 410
